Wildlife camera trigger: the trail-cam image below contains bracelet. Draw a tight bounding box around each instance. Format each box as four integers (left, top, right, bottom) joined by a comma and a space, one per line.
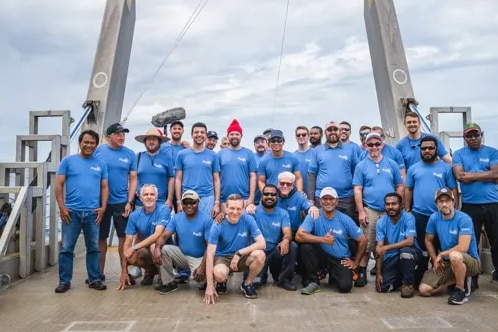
127, 201, 133, 205
214, 200, 220, 204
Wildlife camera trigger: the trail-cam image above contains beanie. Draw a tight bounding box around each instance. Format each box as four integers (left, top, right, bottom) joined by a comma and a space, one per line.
227, 119, 243, 135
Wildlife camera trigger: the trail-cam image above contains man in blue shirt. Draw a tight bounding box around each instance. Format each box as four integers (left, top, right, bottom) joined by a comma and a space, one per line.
405, 135, 458, 285
395, 111, 451, 170
204, 194, 266, 304
218, 119, 257, 208
55, 130, 108, 293
296, 187, 367, 294
94, 123, 137, 285
294, 125, 316, 197
353, 132, 404, 287
253, 134, 268, 204
339, 121, 363, 159
206, 131, 219, 150
258, 129, 303, 192
120, 184, 170, 291
419, 188, 480, 305
375, 193, 421, 298
452, 122, 498, 287
309, 126, 323, 149
175, 122, 221, 217
152, 190, 213, 294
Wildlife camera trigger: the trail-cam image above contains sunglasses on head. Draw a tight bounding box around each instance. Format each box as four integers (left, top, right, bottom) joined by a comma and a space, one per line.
262, 192, 277, 197
269, 138, 283, 143
420, 146, 436, 151
296, 133, 307, 138
464, 132, 481, 139
367, 142, 382, 148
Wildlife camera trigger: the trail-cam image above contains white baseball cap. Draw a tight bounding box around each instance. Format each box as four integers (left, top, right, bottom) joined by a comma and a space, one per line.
319, 187, 338, 199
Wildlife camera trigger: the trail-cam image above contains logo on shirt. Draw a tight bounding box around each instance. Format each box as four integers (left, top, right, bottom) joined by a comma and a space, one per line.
480, 158, 490, 163
119, 158, 129, 163
153, 163, 163, 169
282, 163, 291, 169
271, 222, 281, 227
287, 206, 297, 211
338, 155, 348, 161
237, 232, 248, 238
333, 229, 343, 235
449, 229, 457, 235
237, 157, 246, 162
433, 172, 443, 179
90, 166, 101, 172
305, 158, 312, 163
381, 168, 392, 174
202, 160, 212, 165
192, 231, 202, 237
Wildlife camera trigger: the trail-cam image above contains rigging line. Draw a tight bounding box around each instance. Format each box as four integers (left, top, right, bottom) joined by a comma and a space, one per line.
121, 0, 209, 124
271, 0, 291, 124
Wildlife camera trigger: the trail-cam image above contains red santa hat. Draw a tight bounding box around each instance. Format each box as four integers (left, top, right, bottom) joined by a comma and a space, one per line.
227, 119, 243, 135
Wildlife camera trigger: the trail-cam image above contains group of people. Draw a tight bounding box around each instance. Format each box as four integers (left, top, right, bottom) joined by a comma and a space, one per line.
54, 111, 498, 306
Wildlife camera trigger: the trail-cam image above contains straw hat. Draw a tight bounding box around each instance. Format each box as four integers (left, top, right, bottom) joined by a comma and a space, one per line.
135, 128, 169, 143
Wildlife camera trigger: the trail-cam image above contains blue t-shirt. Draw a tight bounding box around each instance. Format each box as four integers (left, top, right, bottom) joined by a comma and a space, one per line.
406, 160, 457, 216
452, 145, 498, 204
254, 152, 266, 203
342, 141, 363, 160
360, 144, 405, 170
299, 210, 363, 258
94, 144, 137, 204
426, 210, 479, 260
160, 142, 184, 174
125, 204, 170, 238
277, 190, 311, 231
218, 147, 257, 202
175, 148, 220, 197
258, 151, 300, 186
254, 205, 291, 251
376, 211, 420, 260
395, 133, 448, 170
293, 148, 316, 193
208, 213, 262, 256
135, 150, 175, 206
353, 157, 403, 211
166, 211, 212, 258
57, 154, 108, 210
308, 143, 358, 198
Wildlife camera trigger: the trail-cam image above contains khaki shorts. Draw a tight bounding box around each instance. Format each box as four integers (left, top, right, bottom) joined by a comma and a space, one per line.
420, 253, 481, 288
214, 255, 250, 272
361, 207, 384, 253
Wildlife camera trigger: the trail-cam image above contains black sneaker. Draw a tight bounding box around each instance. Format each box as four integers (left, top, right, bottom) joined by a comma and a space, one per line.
85, 275, 105, 284
89, 280, 107, 291
277, 280, 297, 291
215, 280, 228, 295
448, 288, 468, 305
159, 281, 178, 295
240, 282, 258, 299
55, 282, 70, 293
141, 274, 155, 286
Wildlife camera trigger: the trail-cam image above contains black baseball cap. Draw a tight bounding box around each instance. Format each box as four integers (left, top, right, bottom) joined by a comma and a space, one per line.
106, 123, 130, 136
207, 131, 219, 139
254, 134, 266, 143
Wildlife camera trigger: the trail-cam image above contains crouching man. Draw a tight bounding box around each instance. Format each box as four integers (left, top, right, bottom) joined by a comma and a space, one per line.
375, 193, 421, 298
204, 194, 266, 304
120, 184, 171, 290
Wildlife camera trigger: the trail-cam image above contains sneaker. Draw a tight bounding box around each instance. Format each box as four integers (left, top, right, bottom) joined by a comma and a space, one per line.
277, 280, 297, 291
215, 280, 228, 295
54, 282, 70, 293
354, 268, 367, 287
400, 284, 415, 298
88, 281, 107, 291
141, 274, 155, 286
448, 288, 468, 305
240, 282, 258, 299
464, 277, 472, 297
153, 277, 163, 291
159, 281, 178, 295
301, 282, 320, 295
85, 275, 105, 284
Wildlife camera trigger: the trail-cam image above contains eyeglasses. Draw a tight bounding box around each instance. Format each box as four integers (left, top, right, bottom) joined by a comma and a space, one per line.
279, 182, 293, 187
326, 127, 339, 132
296, 133, 308, 138
366, 142, 382, 148
340, 128, 351, 132
360, 132, 370, 137
262, 192, 277, 197
182, 200, 198, 206
464, 132, 481, 139
420, 146, 436, 151
269, 138, 283, 144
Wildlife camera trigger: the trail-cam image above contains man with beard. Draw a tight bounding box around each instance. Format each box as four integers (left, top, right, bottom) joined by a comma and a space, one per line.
175, 122, 221, 217
218, 119, 257, 209
252, 184, 297, 291
296, 187, 367, 294
353, 133, 404, 287
309, 126, 323, 148
55, 130, 108, 293
294, 126, 316, 198
339, 121, 362, 158
375, 193, 421, 298
307, 121, 359, 218
206, 131, 219, 150
453, 122, 498, 287
95, 123, 137, 286
405, 135, 458, 285
419, 188, 480, 305
395, 112, 451, 170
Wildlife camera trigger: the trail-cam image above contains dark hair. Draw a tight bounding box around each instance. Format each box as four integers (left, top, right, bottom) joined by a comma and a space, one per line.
1, 202, 12, 214
191, 122, 207, 134
78, 129, 99, 144
262, 184, 278, 193
404, 111, 420, 120
170, 121, 184, 129
339, 121, 351, 128
420, 135, 438, 146
310, 126, 323, 134
359, 125, 371, 132
384, 192, 402, 204
295, 126, 309, 134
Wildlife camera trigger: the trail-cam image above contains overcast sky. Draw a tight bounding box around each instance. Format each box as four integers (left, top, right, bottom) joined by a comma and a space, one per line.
1, 0, 497, 161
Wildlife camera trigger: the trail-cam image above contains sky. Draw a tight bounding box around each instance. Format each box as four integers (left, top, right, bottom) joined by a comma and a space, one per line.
1, 0, 498, 161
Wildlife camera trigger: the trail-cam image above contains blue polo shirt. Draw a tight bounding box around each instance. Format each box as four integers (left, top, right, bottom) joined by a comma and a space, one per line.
125, 204, 170, 238
376, 211, 420, 260
166, 211, 212, 258
258, 151, 300, 186
254, 206, 291, 251
294, 148, 316, 193
218, 147, 257, 202
277, 190, 311, 231
209, 213, 262, 256
175, 148, 220, 197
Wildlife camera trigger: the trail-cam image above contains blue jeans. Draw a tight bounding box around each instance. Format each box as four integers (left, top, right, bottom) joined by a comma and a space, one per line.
380, 247, 421, 292
59, 210, 101, 284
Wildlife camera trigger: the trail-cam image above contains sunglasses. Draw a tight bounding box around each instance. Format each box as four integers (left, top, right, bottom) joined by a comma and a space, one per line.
182, 200, 198, 206
262, 192, 277, 197
326, 127, 339, 132
420, 146, 436, 151
269, 138, 283, 143
360, 132, 370, 137
464, 132, 481, 139
367, 142, 382, 148
296, 133, 308, 138
279, 182, 293, 187
340, 128, 351, 132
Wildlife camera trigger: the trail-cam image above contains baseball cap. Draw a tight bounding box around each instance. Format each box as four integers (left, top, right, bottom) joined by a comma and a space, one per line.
365, 132, 383, 143
269, 130, 284, 139
106, 123, 129, 136
325, 121, 339, 130
254, 134, 267, 143
463, 122, 481, 134
319, 187, 338, 199
206, 131, 219, 139
434, 188, 455, 202
181, 190, 199, 201
263, 128, 274, 135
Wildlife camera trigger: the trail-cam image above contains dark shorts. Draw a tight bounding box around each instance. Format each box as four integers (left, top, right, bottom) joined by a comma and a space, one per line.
99, 202, 128, 239
420, 253, 481, 288
214, 255, 250, 272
